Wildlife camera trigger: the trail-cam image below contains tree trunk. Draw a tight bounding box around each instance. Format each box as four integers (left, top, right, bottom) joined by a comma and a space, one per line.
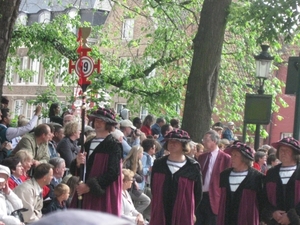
182, 0, 232, 142
0, 0, 21, 98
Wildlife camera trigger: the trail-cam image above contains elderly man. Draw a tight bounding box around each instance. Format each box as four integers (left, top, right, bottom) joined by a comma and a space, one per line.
196, 130, 231, 225
14, 163, 53, 224
49, 157, 66, 187
222, 122, 236, 142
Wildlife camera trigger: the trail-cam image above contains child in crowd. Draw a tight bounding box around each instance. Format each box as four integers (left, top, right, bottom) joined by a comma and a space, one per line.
43, 183, 70, 214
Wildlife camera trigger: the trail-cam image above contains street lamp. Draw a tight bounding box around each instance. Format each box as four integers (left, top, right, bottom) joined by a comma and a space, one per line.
250, 45, 274, 150
254, 45, 274, 94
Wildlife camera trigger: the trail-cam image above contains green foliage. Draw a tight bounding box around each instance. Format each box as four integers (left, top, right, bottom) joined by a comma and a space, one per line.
210, 0, 300, 140
27, 88, 61, 118
6, 0, 300, 140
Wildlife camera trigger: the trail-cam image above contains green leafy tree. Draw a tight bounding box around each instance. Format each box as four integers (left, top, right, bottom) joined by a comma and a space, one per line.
1, 0, 300, 142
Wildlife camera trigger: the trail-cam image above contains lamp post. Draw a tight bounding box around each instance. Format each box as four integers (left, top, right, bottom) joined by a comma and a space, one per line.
254, 45, 274, 94
253, 45, 274, 150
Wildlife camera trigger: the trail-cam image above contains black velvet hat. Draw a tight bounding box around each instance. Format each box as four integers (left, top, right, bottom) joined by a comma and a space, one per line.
89, 108, 118, 125
224, 141, 255, 161
164, 129, 191, 142
271, 137, 300, 153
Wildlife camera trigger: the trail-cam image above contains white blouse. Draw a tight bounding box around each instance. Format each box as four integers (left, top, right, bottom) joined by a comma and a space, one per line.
121, 190, 140, 223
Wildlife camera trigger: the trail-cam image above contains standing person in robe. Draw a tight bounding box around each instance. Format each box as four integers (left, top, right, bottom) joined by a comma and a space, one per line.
70, 108, 123, 216
149, 129, 202, 225
262, 137, 300, 225
218, 141, 264, 225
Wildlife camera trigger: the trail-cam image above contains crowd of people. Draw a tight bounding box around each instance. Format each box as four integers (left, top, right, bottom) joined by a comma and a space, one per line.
0, 101, 299, 225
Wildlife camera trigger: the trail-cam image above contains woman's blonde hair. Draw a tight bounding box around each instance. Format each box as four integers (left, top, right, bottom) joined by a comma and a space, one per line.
122, 169, 134, 181
123, 145, 143, 173
64, 121, 79, 137
14, 150, 33, 164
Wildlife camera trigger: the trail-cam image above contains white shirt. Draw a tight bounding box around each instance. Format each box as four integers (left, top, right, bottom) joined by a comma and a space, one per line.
121, 190, 140, 223
202, 148, 219, 192
1, 115, 39, 141
167, 159, 187, 174
280, 165, 296, 185
83, 138, 104, 182
229, 170, 248, 192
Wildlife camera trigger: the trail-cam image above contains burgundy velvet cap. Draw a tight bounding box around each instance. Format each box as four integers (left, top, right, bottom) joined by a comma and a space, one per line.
89, 107, 118, 125
271, 137, 300, 153
224, 141, 255, 161
164, 129, 191, 142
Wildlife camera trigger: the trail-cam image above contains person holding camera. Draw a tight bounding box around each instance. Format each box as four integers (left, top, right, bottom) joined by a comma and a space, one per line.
119, 120, 141, 158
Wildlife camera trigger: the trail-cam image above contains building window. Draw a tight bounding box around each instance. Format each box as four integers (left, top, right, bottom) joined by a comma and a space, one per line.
140, 106, 148, 121
122, 19, 134, 40
57, 58, 68, 85
29, 59, 40, 84
25, 103, 35, 118
116, 103, 126, 115
39, 10, 51, 23
17, 56, 28, 84
14, 100, 24, 116
5, 65, 13, 84
17, 13, 27, 26
68, 8, 77, 34
281, 132, 293, 139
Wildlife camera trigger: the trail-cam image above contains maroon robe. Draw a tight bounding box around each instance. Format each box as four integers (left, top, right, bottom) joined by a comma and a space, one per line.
217, 167, 264, 225
150, 156, 202, 225
70, 134, 123, 216
262, 163, 300, 225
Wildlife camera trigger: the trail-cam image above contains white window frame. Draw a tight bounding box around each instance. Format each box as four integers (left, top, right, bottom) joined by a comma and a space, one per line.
116, 103, 126, 115
39, 11, 51, 24
68, 9, 77, 34
122, 19, 134, 40
25, 103, 35, 118
57, 58, 68, 85
5, 64, 13, 84
17, 56, 28, 84
280, 132, 293, 139
17, 13, 27, 26
14, 100, 24, 116
29, 58, 40, 84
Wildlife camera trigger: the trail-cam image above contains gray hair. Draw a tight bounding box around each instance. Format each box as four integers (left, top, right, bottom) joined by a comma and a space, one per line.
49, 157, 65, 169
205, 130, 220, 144
254, 151, 266, 163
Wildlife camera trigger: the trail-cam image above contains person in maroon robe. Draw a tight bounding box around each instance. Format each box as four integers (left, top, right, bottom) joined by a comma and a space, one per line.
150, 129, 202, 225
219, 141, 264, 225
262, 137, 300, 225
69, 108, 123, 216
